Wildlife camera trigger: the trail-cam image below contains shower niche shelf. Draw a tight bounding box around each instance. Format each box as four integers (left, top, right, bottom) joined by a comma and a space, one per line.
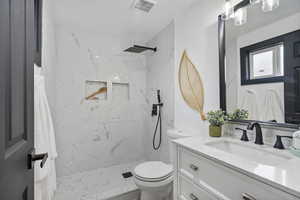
112, 82, 130, 101
85, 80, 108, 101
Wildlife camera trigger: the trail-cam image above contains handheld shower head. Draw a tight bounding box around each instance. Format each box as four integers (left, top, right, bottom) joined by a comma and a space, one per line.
157, 90, 161, 104
152, 89, 163, 150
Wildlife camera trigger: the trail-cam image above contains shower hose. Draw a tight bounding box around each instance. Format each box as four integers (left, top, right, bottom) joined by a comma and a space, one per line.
152, 106, 162, 150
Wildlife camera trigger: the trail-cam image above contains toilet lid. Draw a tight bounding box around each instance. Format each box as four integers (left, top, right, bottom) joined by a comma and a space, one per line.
134, 161, 173, 180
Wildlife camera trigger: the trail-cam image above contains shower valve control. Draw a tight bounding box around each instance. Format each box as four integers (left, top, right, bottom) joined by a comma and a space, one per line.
151, 103, 163, 116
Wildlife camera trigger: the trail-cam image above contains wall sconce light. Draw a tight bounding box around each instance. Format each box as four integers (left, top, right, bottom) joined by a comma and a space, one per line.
222, 0, 234, 20
235, 7, 247, 26
262, 0, 280, 12
222, 0, 280, 26
250, 0, 261, 5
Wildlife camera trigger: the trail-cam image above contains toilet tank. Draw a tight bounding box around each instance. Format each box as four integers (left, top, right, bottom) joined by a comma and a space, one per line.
167, 129, 194, 164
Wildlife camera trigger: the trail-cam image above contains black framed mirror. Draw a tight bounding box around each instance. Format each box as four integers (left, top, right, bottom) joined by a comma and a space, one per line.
218, 0, 300, 129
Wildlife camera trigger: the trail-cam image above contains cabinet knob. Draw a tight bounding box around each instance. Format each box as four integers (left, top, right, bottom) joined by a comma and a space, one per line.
189, 193, 199, 200
189, 164, 198, 171
242, 193, 256, 200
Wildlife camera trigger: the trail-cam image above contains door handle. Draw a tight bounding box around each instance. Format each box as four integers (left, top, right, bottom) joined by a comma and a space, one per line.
27, 149, 48, 169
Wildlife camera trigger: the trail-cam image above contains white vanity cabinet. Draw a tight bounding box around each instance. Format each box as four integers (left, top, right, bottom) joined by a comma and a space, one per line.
174, 146, 300, 200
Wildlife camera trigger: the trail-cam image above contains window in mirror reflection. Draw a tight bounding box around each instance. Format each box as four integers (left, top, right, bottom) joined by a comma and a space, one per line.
249, 44, 284, 79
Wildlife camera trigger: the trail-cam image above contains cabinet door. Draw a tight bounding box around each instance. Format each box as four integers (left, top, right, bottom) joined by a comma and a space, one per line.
179, 148, 299, 200
178, 176, 216, 200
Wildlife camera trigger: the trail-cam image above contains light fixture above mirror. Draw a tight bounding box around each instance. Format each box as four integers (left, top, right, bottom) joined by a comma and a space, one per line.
250, 0, 261, 5
262, 0, 280, 12
222, 0, 280, 26
234, 7, 247, 26
222, 0, 235, 20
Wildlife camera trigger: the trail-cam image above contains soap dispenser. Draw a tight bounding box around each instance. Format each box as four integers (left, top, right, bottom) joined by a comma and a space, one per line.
293, 130, 300, 150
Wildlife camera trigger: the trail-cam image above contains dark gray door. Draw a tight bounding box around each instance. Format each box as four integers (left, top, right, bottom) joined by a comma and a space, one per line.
0, 0, 36, 199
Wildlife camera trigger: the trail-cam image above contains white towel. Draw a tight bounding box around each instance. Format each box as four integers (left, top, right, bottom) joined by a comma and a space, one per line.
239, 89, 260, 120
261, 89, 284, 123
34, 65, 57, 200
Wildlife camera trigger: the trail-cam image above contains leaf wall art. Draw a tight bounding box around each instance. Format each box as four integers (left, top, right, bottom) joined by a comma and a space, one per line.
179, 50, 206, 120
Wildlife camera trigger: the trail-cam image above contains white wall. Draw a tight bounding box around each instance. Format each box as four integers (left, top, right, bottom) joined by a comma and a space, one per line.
42, 0, 57, 110
145, 22, 175, 163
174, 0, 223, 135
52, 27, 148, 177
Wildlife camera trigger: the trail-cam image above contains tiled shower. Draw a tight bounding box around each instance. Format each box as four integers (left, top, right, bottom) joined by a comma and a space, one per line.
48, 22, 175, 199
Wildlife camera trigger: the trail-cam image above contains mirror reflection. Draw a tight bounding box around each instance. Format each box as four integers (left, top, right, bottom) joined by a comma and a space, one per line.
225, 0, 300, 124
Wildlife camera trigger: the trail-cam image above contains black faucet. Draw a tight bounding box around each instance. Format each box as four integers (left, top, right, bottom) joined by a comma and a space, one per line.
274, 135, 293, 149
247, 122, 264, 145
235, 128, 249, 142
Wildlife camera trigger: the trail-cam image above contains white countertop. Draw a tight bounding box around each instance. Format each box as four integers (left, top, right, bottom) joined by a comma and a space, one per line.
173, 136, 300, 198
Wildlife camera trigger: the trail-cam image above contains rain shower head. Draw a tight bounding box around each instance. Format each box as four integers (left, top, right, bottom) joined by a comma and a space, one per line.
133, 0, 157, 13
124, 45, 157, 53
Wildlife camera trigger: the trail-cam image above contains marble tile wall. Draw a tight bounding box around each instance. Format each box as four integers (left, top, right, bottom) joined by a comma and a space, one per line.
52, 27, 149, 177
145, 22, 175, 163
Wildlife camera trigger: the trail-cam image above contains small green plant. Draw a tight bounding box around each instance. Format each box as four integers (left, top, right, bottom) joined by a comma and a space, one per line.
206, 110, 227, 127
228, 109, 249, 120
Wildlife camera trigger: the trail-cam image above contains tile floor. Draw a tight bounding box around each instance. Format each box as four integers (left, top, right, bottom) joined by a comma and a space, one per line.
54, 161, 142, 200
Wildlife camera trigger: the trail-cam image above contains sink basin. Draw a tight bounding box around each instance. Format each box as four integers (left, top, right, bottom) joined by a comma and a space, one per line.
205, 140, 292, 166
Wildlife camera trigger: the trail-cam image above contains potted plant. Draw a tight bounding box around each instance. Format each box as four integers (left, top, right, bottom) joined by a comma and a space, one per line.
207, 110, 227, 137
228, 109, 249, 121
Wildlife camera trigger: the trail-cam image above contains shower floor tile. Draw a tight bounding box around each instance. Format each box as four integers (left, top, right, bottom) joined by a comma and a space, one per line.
54, 161, 142, 200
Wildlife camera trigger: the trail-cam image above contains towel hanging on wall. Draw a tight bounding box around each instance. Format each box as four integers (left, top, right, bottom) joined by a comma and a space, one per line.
34, 65, 57, 200
239, 89, 260, 120
261, 89, 284, 123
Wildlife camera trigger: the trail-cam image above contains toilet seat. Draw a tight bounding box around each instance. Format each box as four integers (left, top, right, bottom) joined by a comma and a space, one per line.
135, 172, 173, 182
134, 161, 173, 182
134, 173, 173, 189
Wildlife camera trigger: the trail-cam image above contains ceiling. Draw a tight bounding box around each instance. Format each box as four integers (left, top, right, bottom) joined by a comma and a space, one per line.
53, 0, 199, 44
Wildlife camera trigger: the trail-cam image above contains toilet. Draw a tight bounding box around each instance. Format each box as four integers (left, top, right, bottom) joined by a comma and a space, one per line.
133, 129, 193, 200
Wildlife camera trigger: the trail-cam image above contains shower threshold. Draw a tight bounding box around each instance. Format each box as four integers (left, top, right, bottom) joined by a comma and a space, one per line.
54, 161, 142, 200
